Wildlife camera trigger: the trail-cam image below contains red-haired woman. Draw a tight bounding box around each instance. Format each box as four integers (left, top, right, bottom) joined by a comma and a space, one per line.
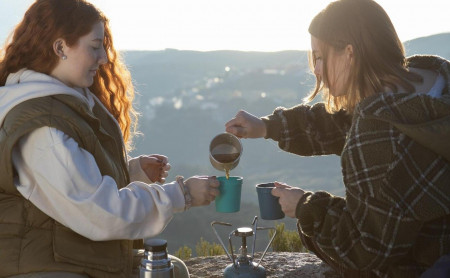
226, 0, 450, 277
0, 0, 219, 277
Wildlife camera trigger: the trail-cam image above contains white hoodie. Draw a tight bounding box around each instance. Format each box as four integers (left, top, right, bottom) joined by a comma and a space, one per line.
0, 69, 185, 241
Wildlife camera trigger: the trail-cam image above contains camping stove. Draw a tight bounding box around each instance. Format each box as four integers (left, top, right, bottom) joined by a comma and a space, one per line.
211, 216, 277, 278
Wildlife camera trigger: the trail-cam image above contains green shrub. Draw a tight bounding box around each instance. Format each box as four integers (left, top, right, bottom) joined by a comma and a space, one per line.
179, 223, 305, 260
269, 223, 306, 252
174, 245, 192, 260
195, 237, 227, 257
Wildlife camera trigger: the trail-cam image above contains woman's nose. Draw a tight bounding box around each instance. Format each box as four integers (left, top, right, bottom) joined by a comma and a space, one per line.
98, 48, 108, 65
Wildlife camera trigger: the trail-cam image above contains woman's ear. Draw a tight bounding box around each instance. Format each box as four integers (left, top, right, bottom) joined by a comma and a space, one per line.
53, 39, 67, 60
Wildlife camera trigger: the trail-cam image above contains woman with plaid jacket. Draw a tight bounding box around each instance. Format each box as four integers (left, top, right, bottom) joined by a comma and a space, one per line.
225, 0, 450, 277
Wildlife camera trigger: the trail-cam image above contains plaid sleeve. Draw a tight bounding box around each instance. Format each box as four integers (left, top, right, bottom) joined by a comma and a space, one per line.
296, 111, 450, 271
297, 189, 422, 270
262, 103, 352, 156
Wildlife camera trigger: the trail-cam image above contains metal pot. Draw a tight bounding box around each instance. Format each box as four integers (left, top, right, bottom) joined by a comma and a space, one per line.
209, 133, 243, 173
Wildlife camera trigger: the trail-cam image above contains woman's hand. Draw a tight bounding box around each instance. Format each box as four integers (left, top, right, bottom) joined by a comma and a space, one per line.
225, 110, 267, 139
185, 176, 220, 207
139, 154, 171, 183
271, 182, 305, 218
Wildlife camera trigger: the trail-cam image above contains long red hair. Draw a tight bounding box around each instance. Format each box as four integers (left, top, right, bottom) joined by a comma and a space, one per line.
0, 0, 138, 147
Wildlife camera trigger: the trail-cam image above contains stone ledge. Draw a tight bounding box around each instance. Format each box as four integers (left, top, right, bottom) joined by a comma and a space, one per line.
185, 252, 339, 278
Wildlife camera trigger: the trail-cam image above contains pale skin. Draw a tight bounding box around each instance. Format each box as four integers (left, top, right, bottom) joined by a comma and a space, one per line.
50, 21, 220, 207
50, 21, 108, 88
139, 154, 171, 183
185, 176, 220, 206
311, 35, 353, 97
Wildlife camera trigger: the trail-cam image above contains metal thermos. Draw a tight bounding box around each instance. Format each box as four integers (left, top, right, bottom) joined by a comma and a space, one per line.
140, 239, 174, 278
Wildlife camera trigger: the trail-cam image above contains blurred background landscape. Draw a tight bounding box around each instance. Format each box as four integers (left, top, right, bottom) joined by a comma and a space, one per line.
125, 33, 450, 254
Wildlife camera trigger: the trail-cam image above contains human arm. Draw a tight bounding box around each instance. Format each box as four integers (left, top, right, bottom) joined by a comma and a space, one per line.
261, 103, 352, 156
12, 127, 217, 241
295, 190, 419, 270
294, 111, 450, 270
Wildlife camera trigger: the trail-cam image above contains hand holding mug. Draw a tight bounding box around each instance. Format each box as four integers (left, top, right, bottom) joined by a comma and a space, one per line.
185, 176, 220, 207
271, 182, 305, 218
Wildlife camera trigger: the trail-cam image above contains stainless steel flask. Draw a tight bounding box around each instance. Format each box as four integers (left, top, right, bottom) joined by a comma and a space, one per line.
140, 239, 174, 278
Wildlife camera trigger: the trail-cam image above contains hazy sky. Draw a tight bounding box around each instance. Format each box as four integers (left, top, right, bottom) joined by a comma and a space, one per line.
1, 0, 449, 51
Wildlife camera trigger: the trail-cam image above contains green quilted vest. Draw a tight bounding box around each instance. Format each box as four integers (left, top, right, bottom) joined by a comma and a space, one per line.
0, 94, 137, 278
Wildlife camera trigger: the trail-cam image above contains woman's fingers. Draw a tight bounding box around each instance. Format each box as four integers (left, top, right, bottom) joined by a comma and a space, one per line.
274, 181, 289, 189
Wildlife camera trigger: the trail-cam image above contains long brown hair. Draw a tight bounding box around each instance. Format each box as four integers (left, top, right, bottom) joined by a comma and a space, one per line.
306, 0, 422, 113
0, 0, 138, 147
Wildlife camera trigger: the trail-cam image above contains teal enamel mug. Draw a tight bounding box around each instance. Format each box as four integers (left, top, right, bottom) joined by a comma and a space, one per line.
215, 176, 243, 213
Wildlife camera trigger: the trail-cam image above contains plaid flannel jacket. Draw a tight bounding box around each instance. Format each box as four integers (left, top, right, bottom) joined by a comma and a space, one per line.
262, 55, 450, 278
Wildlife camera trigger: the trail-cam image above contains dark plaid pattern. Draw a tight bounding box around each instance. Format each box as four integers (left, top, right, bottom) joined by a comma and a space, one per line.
262, 56, 450, 278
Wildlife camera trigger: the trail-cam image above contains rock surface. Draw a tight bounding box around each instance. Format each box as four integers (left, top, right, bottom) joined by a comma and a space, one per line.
185, 252, 340, 278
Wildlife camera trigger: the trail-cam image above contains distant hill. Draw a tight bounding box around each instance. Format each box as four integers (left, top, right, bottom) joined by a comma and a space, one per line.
123, 32, 450, 254
404, 32, 450, 59
122, 50, 309, 101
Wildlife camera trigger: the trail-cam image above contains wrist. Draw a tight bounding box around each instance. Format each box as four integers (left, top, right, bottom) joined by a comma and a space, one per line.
261, 111, 282, 140
258, 118, 268, 138
176, 176, 192, 211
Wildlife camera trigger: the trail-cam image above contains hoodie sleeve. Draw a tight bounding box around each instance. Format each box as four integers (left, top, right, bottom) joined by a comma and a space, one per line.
128, 156, 153, 183
12, 126, 185, 241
